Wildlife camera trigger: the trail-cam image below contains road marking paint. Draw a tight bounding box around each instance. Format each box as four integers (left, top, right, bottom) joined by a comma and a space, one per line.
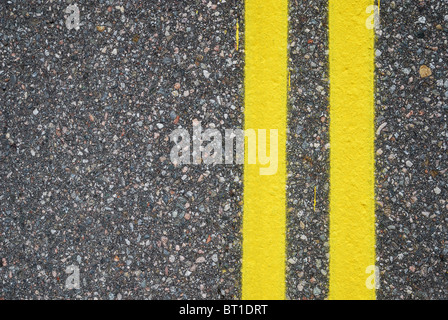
329, 0, 376, 300
242, 0, 288, 300
236, 20, 240, 51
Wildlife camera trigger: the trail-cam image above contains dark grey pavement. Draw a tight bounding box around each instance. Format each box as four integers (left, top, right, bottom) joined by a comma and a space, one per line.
375, 0, 448, 299
1, 0, 243, 299
1, 0, 447, 300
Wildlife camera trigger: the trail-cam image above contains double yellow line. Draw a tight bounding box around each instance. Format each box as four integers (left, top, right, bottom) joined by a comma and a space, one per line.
242, 0, 376, 300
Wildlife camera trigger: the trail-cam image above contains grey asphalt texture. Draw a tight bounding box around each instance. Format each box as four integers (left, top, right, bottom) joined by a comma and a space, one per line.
1, 0, 447, 300
286, 0, 329, 300
1, 0, 243, 299
376, 0, 448, 299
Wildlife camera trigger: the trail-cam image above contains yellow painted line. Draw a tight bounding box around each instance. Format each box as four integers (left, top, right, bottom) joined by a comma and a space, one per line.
313, 186, 317, 212
329, 0, 376, 300
242, 0, 288, 300
236, 20, 239, 51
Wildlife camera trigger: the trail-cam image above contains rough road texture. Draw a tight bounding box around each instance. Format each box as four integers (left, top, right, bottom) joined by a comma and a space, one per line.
1, 0, 447, 300
286, 0, 329, 300
376, 0, 448, 300
1, 0, 243, 300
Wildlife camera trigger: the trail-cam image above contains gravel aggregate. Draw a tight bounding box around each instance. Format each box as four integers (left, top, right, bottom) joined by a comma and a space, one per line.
1, 0, 243, 300
375, 0, 448, 300
286, 0, 330, 300
1, 0, 447, 300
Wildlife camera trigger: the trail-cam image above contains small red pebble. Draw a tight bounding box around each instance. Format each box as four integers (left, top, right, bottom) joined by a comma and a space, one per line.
308, 39, 314, 44
173, 115, 180, 124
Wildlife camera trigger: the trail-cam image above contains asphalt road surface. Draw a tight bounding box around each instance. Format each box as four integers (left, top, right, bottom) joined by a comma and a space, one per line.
1, 0, 447, 300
